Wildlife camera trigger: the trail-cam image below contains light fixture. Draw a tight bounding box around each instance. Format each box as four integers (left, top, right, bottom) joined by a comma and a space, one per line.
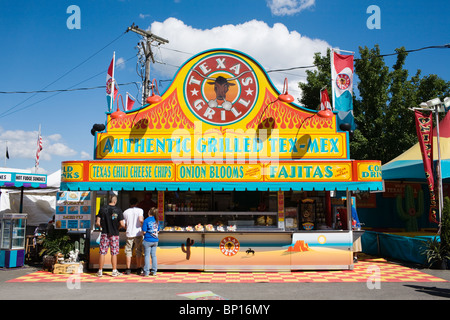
420, 97, 450, 113
278, 78, 294, 103
110, 94, 126, 119
317, 108, 334, 118
444, 97, 450, 109
146, 79, 162, 104
426, 97, 442, 108
111, 106, 126, 119
91, 123, 106, 136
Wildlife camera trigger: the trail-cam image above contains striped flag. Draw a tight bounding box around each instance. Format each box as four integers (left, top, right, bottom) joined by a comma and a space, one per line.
331, 49, 355, 130
35, 126, 43, 171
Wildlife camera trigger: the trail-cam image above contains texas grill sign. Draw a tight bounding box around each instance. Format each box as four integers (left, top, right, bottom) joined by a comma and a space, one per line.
61, 49, 383, 193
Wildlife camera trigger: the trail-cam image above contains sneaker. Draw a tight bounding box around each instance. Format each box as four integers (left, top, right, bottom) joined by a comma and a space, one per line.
136, 268, 143, 276
96, 270, 103, 277
125, 269, 131, 275
111, 270, 122, 277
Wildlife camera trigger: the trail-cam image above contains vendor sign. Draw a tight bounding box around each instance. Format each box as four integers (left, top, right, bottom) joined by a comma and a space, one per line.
55, 191, 92, 229
61, 49, 382, 192
0, 171, 47, 188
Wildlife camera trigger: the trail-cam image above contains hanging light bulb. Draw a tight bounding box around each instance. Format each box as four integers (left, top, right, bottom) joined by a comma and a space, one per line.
146, 79, 162, 104
317, 109, 334, 118
278, 78, 294, 103
111, 94, 126, 119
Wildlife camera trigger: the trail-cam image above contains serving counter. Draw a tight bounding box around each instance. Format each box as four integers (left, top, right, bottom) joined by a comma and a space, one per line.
89, 229, 354, 271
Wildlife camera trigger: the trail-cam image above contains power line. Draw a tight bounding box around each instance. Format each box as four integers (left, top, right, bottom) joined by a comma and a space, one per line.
1, 43, 447, 117
1, 31, 126, 117
266, 44, 450, 73
0, 82, 139, 94
0, 55, 137, 119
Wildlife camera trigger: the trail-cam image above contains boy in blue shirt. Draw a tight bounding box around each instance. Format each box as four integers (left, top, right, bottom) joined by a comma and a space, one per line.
142, 207, 160, 276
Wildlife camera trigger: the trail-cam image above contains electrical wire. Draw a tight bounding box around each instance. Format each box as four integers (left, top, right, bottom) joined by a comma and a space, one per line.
0, 82, 139, 94
265, 44, 450, 73
0, 31, 127, 117
0, 43, 447, 117
0, 55, 137, 119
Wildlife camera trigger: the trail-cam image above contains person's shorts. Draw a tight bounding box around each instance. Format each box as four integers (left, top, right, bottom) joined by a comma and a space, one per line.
99, 234, 120, 255
353, 238, 362, 252
125, 236, 144, 257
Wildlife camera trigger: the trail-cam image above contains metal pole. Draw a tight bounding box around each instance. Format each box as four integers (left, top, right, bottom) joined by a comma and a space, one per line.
143, 40, 151, 102
435, 105, 444, 223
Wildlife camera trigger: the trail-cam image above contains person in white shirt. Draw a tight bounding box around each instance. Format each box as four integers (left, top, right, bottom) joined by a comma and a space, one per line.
123, 197, 144, 275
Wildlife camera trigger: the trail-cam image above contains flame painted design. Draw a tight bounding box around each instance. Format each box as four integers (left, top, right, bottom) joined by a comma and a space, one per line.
109, 90, 194, 131
246, 89, 334, 130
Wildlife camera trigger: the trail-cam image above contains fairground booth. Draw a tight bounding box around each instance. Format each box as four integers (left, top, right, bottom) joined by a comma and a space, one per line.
0, 169, 48, 268
59, 49, 383, 271
358, 110, 450, 265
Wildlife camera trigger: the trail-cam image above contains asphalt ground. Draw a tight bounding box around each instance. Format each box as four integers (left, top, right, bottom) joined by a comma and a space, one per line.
0, 257, 449, 318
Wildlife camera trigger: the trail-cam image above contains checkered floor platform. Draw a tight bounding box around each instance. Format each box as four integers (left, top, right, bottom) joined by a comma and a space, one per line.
7, 257, 447, 283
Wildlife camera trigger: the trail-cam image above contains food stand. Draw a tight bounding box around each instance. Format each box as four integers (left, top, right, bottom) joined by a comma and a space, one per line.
60, 48, 382, 271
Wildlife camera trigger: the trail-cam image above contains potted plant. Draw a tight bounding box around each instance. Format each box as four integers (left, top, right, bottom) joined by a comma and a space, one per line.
39, 229, 75, 269
423, 236, 449, 269
422, 196, 450, 269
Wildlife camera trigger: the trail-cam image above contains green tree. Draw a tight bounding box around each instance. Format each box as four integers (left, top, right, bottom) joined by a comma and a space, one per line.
352, 45, 391, 163
297, 45, 450, 164
298, 48, 332, 110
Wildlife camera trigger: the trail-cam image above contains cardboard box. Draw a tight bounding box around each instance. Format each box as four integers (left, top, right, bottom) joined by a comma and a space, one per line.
52, 262, 84, 274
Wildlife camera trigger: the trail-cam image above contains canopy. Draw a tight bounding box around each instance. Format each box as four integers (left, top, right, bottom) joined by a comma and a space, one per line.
0, 169, 60, 225
382, 111, 450, 180
0, 167, 47, 188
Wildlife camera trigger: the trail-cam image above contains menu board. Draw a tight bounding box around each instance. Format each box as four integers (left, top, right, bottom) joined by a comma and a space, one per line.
55, 191, 92, 229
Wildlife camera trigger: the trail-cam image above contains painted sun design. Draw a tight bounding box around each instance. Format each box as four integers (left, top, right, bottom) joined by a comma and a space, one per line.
317, 235, 327, 244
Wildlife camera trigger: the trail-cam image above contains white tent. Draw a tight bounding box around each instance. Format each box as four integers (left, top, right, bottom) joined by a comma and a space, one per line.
0, 169, 60, 226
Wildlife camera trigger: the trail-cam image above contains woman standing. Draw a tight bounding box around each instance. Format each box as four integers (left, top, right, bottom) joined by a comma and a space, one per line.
142, 207, 159, 276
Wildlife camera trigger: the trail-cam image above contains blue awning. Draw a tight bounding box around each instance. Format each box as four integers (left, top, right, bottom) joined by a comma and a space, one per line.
0, 171, 47, 189
60, 180, 383, 192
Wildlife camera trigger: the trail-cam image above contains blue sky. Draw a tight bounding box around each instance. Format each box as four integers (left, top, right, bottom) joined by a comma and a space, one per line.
0, 0, 449, 174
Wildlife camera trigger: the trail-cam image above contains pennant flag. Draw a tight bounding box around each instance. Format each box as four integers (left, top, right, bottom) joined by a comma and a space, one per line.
331, 50, 355, 130
106, 52, 118, 112
126, 92, 136, 111
320, 87, 332, 111
414, 110, 438, 223
5, 145, 9, 159
35, 126, 43, 171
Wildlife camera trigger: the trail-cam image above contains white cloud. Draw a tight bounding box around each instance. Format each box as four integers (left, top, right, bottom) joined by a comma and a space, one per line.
267, 0, 316, 16
116, 57, 126, 70
80, 151, 91, 159
149, 18, 329, 97
139, 13, 150, 19
0, 129, 76, 162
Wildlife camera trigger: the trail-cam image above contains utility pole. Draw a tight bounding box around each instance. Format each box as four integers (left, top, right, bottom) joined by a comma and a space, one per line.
126, 23, 169, 104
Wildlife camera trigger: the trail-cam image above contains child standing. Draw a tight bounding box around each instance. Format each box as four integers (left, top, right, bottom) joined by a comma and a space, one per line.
142, 207, 160, 276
